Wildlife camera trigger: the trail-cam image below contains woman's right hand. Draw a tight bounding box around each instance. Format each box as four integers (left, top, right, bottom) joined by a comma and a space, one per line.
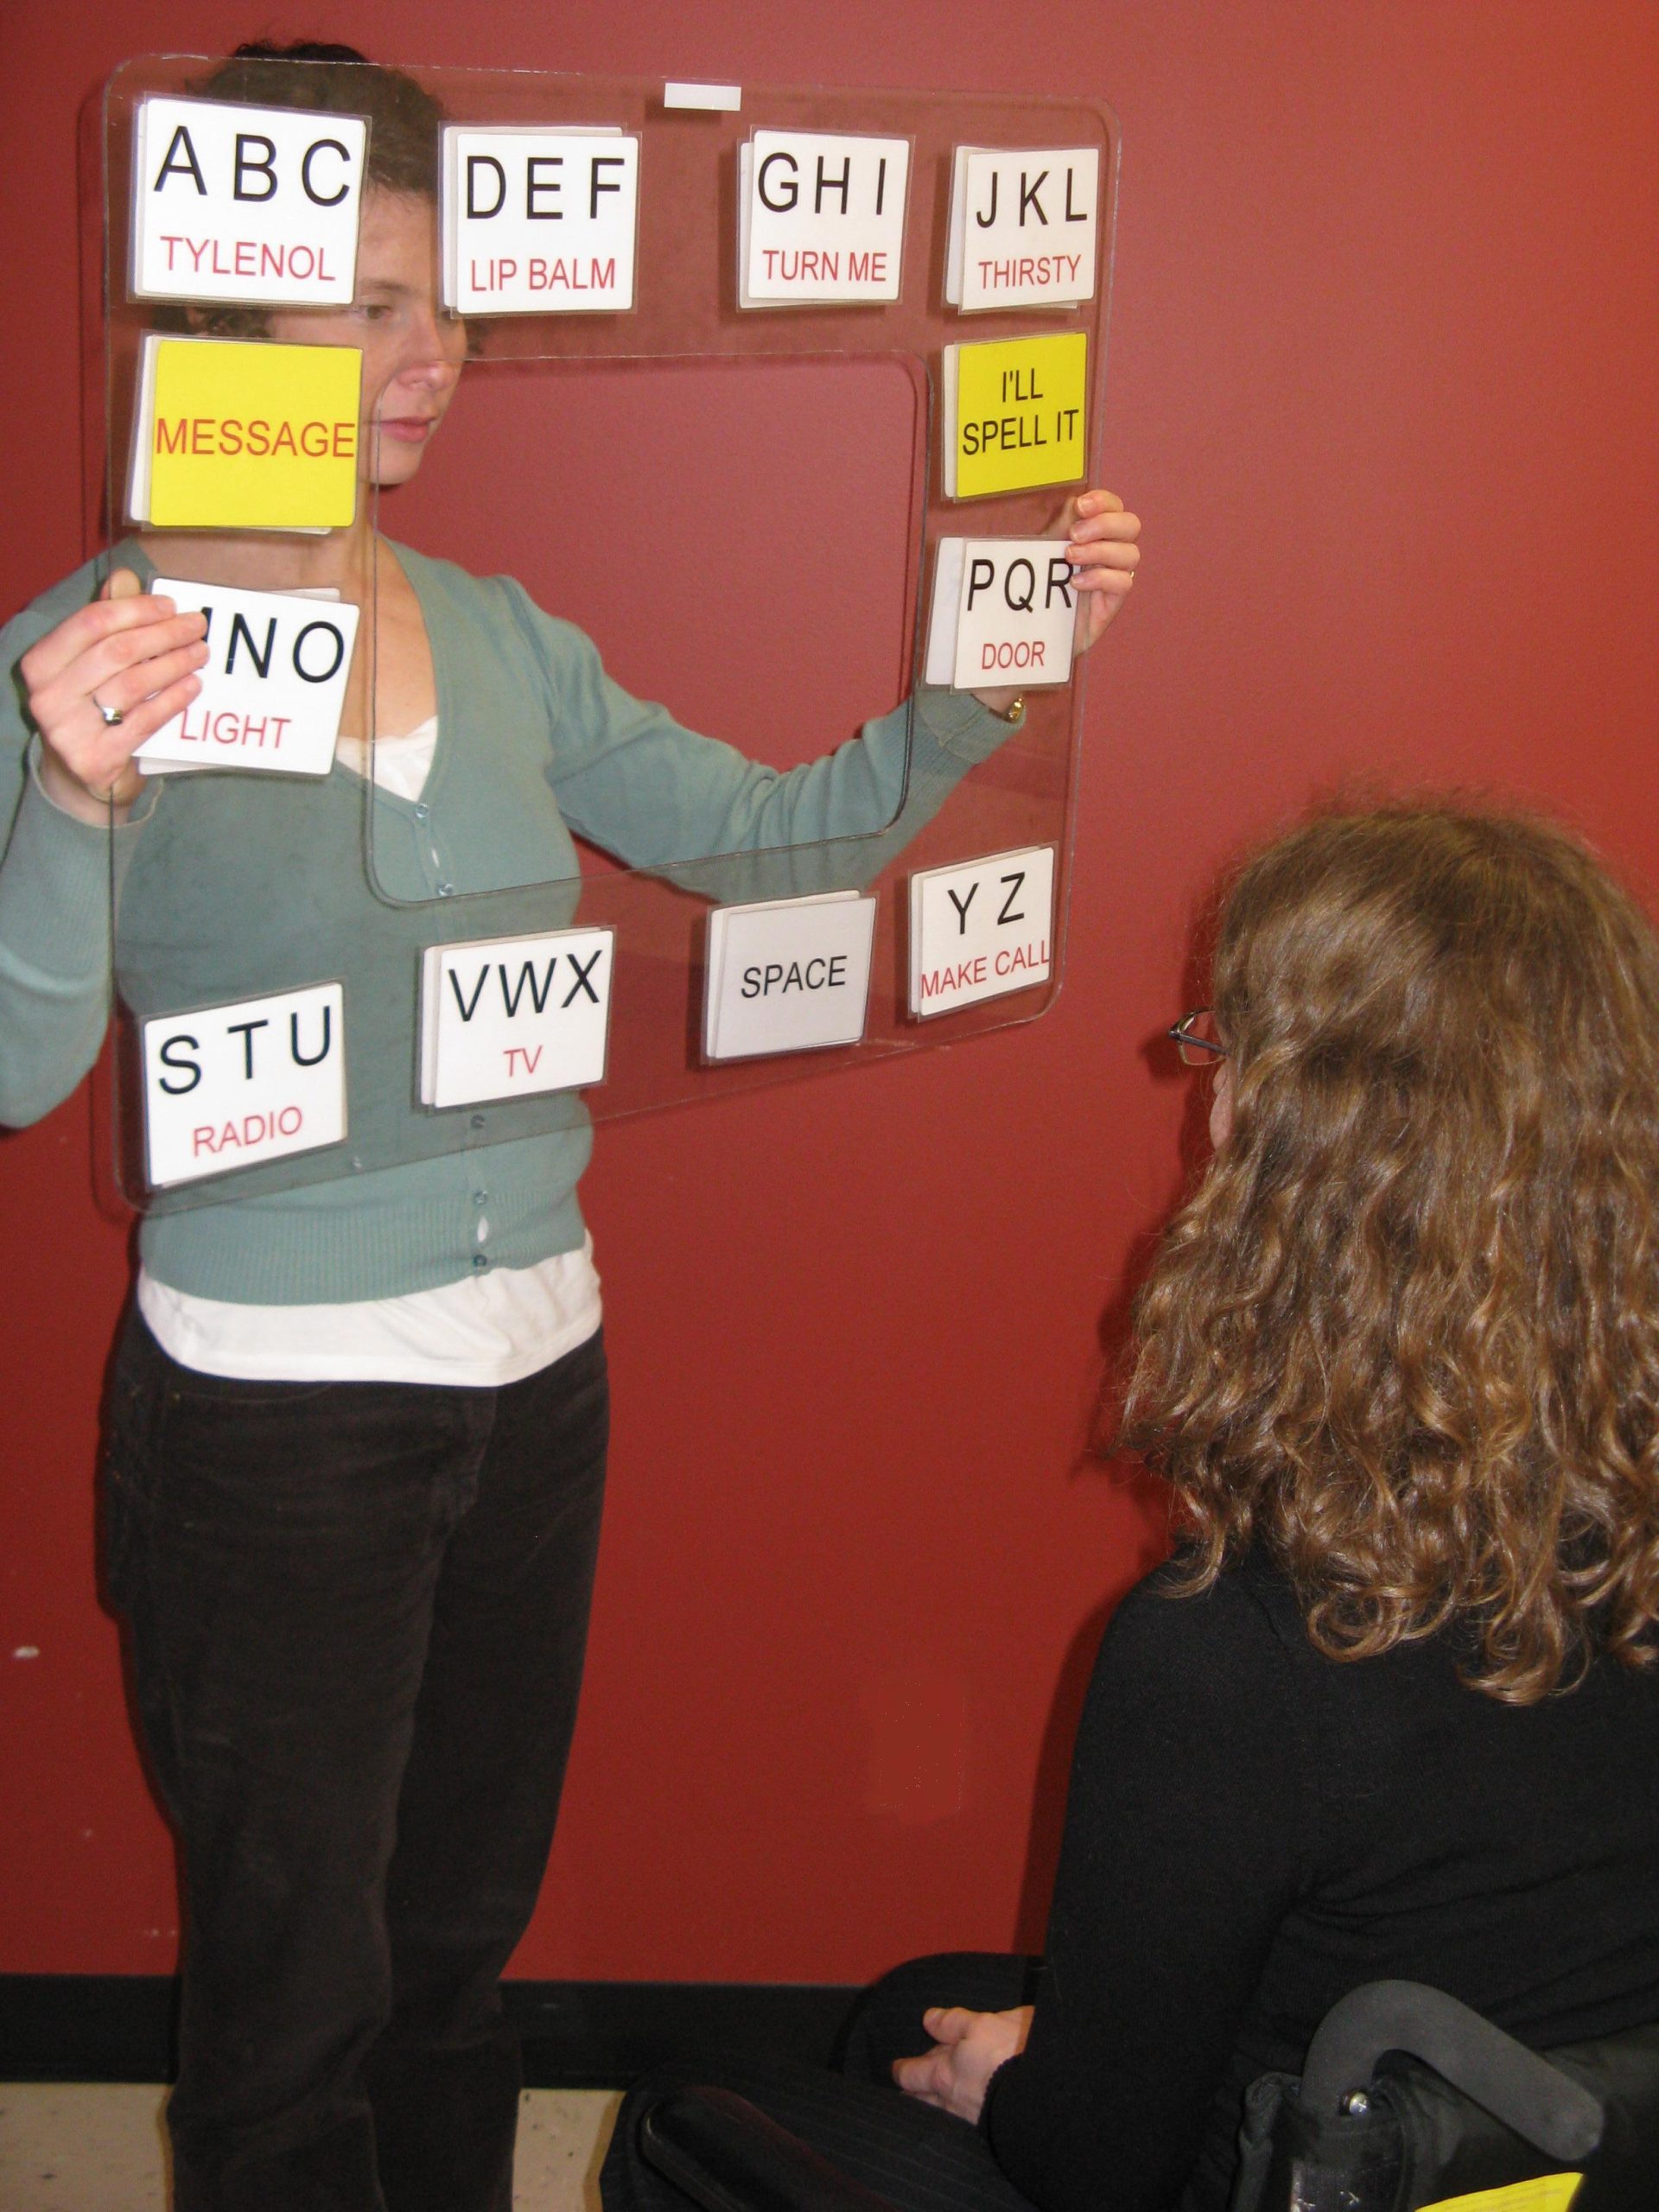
19, 569, 209, 823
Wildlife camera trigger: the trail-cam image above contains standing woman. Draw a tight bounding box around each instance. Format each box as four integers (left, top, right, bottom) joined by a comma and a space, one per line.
604, 803, 1659, 2212
0, 41, 1141, 2212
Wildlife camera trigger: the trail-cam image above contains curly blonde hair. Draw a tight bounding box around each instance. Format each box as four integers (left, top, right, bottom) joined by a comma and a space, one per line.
1122, 804, 1659, 1700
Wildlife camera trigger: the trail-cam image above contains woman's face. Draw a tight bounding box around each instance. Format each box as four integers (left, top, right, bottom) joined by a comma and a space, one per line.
264, 188, 466, 490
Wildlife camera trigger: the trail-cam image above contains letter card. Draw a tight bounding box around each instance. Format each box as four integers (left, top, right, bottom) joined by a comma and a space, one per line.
945, 147, 1099, 311
143, 980, 346, 1188
131, 96, 366, 307
420, 926, 613, 1109
441, 125, 639, 313
135, 580, 359, 779
909, 846, 1055, 1019
740, 130, 910, 306
924, 539, 1076, 691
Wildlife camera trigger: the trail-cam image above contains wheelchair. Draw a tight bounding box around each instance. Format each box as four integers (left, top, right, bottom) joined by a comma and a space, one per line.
637, 1981, 1659, 2212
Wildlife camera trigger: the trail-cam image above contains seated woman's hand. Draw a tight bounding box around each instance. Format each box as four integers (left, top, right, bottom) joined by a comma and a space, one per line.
892, 2003, 1033, 2126
19, 569, 209, 823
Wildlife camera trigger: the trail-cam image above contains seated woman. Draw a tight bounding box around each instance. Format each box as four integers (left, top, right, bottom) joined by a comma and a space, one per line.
603, 803, 1659, 2212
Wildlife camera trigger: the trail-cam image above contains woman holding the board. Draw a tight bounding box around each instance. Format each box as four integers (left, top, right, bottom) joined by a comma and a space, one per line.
0, 43, 1141, 2212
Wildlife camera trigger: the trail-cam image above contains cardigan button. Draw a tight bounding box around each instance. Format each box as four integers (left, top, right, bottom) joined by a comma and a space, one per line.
472, 1253, 489, 1271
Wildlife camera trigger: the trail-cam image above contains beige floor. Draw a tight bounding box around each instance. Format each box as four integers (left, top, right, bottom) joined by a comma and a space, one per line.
0, 2083, 624, 2212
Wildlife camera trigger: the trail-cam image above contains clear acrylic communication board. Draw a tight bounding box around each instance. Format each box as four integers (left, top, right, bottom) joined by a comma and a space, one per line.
98, 54, 1117, 1209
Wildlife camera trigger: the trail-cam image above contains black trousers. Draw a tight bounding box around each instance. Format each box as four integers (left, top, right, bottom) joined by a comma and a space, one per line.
602, 1955, 1045, 2212
104, 1307, 610, 2212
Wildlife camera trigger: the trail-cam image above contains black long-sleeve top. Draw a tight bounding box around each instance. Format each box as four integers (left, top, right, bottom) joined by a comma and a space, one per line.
982, 1552, 1659, 2212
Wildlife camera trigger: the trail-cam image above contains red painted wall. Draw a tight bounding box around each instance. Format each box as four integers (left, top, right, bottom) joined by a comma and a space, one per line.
3, 1, 1658, 1983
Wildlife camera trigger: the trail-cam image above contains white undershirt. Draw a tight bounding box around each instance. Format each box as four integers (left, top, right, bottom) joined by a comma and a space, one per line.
136, 719, 604, 1386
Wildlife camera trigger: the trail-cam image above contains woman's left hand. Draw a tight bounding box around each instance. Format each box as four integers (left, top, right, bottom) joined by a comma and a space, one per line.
1065, 488, 1141, 654
892, 2004, 1033, 2125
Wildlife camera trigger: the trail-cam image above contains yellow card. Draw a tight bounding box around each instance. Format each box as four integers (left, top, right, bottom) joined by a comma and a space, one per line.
1420, 2176, 1582, 2212
148, 338, 361, 531
947, 331, 1087, 499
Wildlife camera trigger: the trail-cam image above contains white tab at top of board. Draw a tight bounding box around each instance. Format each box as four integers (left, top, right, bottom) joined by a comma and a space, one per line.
664, 81, 742, 111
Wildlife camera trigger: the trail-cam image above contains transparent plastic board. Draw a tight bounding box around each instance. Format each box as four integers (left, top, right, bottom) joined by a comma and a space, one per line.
96, 56, 1117, 1210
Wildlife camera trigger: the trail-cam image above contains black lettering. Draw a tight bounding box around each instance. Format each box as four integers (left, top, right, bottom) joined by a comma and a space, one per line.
226, 1017, 269, 1078
1003, 558, 1036, 613
292, 620, 346, 685
233, 133, 278, 204
804, 958, 826, 988
301, 137, 351, 207
225, 613, 276, 680
874, 156, 887, 217
1065, 165, 1088, 223
590, 154, 625, 217
467, 154, 506, 219
562, 949, 603, 1007
997, 871, 1027, 926
1018, 168, 1049, 226
965, 556, 995, 610
1046, 555, 1075, 608
974, 172, 999, 228
157, 1033, 201, 1094
757, 150, 798, 213
289, 1005, 332, 1066
499, 958, 558, 1016
448, 967, 489, 1022
153, 124, 207, 196
525, 156, 563, 219
828, 955, 847, 986
947, 885, 978, 934
814, 155, 851, 214
740, 966, 762, 1000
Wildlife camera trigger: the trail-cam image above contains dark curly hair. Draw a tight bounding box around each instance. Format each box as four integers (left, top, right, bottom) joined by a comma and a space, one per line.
1121, 803, 1659, 1702
194, 41, 442, 199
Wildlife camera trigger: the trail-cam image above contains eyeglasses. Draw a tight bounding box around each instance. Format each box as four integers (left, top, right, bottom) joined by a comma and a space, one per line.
1168, 1007, 1227, 1065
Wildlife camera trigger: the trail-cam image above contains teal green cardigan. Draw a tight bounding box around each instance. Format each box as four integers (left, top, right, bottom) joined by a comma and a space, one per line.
0, 542, 1006, 1302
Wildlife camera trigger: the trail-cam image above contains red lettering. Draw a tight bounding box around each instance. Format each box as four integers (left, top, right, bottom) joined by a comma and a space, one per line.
189, 418, 214, 455
270, 421, 298, 457
332, 421, 355, 458
300, 421, 327, 457
155, 417, 189, 456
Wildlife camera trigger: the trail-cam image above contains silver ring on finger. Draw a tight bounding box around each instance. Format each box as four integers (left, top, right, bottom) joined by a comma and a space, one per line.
92, 693, 124, 727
